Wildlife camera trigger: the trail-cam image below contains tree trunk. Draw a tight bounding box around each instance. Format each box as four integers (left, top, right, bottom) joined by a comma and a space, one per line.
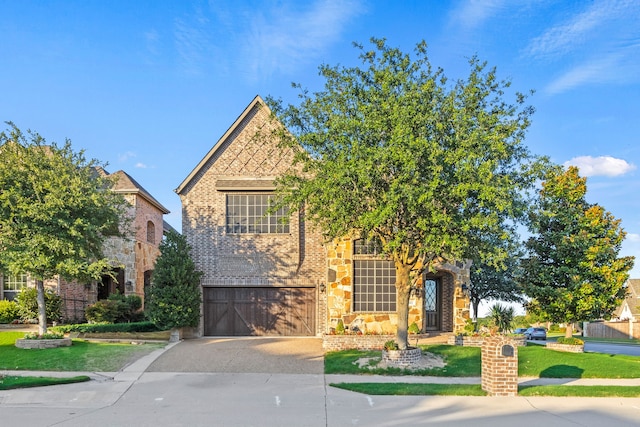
471, 298, 480, 324
394, 263, 413, 350
35, 279, 48, 335
565, 323, 574, 338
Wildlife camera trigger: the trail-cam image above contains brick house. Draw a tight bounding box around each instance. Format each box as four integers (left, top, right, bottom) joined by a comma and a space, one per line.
1, 169, 172, 322
176, 95, 471, 337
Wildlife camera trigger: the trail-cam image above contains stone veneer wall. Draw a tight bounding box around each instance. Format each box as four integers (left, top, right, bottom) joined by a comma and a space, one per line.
326, 238, 471, 335
179, 101, 326, 336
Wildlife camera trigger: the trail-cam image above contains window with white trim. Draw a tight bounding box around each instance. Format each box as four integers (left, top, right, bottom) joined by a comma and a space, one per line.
225, 193, 289, 234
3, 274, 28, 301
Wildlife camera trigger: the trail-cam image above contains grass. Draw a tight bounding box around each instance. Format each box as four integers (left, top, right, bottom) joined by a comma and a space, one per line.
325, 344, 640, 379
326, 344, 640, 397
331, 382, 487, 396
331, 383, 640, 397
0, 375, 90, 390
0, 331, 165, 372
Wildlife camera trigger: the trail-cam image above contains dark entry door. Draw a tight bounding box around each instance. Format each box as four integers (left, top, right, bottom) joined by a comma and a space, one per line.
203, 287, 316, 336
423, 279, 440, 330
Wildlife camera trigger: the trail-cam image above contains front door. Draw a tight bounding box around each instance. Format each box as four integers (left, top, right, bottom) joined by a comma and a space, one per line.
423, 278, 440, 331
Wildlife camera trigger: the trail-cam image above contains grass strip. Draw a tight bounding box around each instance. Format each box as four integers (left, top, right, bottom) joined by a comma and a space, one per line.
332, 382, 640, 397
0, 375, 90, 390
330, 382, 486, 396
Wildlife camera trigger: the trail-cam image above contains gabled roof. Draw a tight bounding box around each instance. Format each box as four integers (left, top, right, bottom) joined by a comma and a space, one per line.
175, 95, 271, 195
109, 169, 170, 214
626, 279, 640, 316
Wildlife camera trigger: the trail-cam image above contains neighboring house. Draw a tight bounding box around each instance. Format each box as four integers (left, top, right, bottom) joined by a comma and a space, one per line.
0, 169, 172, 322
613, 279, 640, 321
176, 95, 471, 337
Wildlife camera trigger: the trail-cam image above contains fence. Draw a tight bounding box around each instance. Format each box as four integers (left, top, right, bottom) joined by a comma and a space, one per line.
584, 320, 640, 339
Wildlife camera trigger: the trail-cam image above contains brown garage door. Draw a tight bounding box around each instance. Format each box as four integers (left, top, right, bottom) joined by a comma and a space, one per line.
203, 287, 316, 336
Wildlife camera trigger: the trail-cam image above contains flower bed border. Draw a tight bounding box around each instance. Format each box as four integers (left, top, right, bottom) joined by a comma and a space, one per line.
322, 334, 430, 351
546, 342, 584, 353
448, 335, 526, 347
15, 338, 72, 349
382, 347, 422, 368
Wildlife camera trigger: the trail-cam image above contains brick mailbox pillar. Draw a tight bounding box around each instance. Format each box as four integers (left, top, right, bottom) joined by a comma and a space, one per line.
481, 336, 518, 396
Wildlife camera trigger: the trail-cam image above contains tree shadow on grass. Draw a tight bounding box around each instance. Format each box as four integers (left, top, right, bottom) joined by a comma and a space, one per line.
540, 364, 584, 378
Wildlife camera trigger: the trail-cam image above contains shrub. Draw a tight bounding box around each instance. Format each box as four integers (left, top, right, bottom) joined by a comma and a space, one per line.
556, 337, 584, 345
51, 321, 159, 334
489, 303, 514, 333
408, 322, 421, 334
383, 340, 399, 350
85, 292, 144, 323
15, 287, 62, 323
335, 319, 345, 335
0, 300, 20, 323
24, 331, 63, 339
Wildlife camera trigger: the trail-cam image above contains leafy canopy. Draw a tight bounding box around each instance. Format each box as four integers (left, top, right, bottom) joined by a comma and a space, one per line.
267, 38, 547, 347
0, 123, 128, 282
268, 38, 544, 269
520, 166, 634, 334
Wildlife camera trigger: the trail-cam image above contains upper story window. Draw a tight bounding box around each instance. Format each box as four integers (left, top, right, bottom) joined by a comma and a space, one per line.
225, 193, 289, 234
147, 221, 155, 244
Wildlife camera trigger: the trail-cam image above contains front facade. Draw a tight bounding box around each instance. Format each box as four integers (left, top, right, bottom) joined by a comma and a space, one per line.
1, 169, 171, 322
178, 95, 471, 337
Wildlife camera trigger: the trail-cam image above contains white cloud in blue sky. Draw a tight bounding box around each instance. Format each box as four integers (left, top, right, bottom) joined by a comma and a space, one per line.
524, 0, 640, 94
564, 155, 636, 177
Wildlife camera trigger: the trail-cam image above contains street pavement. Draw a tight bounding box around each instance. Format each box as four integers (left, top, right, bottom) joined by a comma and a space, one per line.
1, 337, 640, 426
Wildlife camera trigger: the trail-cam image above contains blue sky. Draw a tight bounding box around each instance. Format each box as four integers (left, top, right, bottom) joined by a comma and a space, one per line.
2, 0, 640, 286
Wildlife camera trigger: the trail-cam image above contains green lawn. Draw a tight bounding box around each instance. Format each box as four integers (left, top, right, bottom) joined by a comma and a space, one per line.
0, 332, 165, 372
325, 344, 640, 378
331, 383, 640, 397
0, 375, 90, 390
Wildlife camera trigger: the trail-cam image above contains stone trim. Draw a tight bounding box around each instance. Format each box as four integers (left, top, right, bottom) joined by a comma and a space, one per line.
546, 342, 584, 353
382, 347, 422, 368
15, 338, 72, 349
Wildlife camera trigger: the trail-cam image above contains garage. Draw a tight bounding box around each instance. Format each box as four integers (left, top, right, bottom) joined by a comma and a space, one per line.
203, 287, 316, 336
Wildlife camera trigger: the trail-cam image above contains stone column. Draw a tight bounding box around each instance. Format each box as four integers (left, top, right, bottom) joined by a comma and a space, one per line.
481, 336, 518, 396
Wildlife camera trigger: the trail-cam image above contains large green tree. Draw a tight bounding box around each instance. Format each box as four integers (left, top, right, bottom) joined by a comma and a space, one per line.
469, 233, 523, 324
519, 166, 634, 337
268, 39, 546, 349
146, 231, 203, 331
0, 123, 128, 334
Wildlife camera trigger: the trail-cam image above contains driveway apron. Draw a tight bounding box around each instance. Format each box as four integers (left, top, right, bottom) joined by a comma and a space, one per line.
145, 336, 324, 374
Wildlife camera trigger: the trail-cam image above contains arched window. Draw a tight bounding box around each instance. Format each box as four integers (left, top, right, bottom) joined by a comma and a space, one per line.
146, 221, 155, 244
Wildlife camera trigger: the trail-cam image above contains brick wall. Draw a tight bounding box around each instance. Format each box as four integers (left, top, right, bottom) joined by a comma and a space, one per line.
180, 100, 326, 335
481, 336, 519, 396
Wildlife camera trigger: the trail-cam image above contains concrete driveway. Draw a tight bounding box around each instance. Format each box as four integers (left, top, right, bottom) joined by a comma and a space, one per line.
145, 336, 324, 374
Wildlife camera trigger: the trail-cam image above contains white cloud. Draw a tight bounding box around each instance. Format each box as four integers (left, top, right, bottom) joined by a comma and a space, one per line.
564, 156, 636, 177
241, 0, 365, 79
525, 1, 640, 94
449, 0, 507, 31
135, 162, 148, 169
118, 151, 136, 162
525, 2, 617, 59
626, 233, 640, 243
